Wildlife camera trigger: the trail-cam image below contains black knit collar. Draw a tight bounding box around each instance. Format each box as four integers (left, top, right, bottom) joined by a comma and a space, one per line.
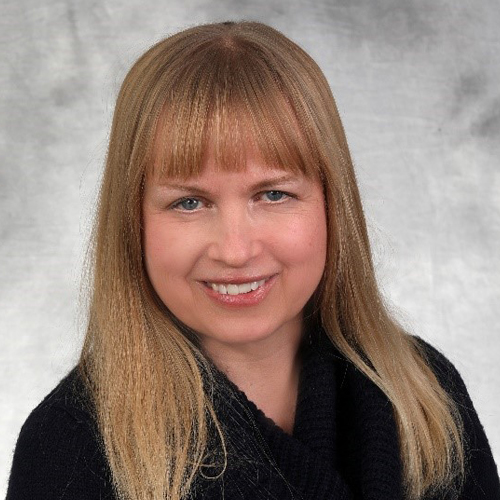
201, 333, 404, 499
244, 337, 339, 464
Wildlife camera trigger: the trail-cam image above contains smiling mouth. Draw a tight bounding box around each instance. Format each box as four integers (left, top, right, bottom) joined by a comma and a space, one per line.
205, 278, 268, 295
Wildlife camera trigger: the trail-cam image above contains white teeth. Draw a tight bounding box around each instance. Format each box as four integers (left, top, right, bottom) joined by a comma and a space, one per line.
208, 279, 267, 295
237, 283, 252, 294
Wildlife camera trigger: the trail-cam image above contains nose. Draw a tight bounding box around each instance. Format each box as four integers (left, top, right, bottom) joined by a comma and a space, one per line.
207, 207, 263, 267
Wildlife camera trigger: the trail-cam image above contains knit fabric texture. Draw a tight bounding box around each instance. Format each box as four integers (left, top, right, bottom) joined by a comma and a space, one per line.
7, 335, 500, 499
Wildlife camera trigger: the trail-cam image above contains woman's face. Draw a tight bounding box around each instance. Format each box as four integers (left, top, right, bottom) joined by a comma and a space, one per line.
142, 151, 327, 351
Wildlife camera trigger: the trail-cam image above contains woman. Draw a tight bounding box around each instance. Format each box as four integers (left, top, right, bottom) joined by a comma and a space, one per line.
7, 21, 500, 500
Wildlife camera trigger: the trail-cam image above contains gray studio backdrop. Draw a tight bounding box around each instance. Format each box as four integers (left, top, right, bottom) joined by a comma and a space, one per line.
1, 0, 499, 494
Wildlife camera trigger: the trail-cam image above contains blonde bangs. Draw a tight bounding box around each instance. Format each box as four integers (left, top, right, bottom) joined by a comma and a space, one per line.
150, 37, 322, 182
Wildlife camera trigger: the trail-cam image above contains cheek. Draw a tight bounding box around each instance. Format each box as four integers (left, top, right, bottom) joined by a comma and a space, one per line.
280, 209, 327, 272
143, 219, 197, 285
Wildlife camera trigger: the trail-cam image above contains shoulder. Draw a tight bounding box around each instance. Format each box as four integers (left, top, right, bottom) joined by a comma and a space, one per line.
7, 367, 115, 499
412, 336, 500, 498
411, 336, 468, 396
411, 336, 485, 441
13, 367, 99, 451
28, 367, 94, 419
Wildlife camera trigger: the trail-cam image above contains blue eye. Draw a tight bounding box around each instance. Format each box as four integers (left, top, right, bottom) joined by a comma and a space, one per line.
173, 198, 202, 211
263, 190, 287, 202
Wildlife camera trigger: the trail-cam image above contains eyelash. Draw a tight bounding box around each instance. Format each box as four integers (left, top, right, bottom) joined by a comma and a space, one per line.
170, 197, 206, 211
260, 190, 291, 203
169, 190, 293, 212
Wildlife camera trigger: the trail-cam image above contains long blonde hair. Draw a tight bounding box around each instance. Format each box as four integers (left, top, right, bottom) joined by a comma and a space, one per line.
80, 21, 464, 500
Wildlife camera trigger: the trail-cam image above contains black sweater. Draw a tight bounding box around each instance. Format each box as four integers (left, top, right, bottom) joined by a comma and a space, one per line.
6, 336, 500, 499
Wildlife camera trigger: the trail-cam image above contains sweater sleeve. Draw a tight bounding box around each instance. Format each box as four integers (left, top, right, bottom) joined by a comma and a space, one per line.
6, 395, 115, 499
416, 338, 500, 499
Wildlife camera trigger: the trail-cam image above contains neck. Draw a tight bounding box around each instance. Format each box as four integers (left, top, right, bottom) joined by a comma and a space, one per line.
202, 320, 304, 434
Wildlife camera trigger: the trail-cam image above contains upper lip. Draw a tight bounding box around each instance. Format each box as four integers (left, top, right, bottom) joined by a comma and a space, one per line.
202, 274, 275, 285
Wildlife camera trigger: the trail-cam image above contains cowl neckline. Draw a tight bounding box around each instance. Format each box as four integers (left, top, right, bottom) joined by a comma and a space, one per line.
196, 333, 404, 499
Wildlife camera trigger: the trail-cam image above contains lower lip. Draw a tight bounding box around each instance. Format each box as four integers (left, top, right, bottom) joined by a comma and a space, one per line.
200, 275, 277, 308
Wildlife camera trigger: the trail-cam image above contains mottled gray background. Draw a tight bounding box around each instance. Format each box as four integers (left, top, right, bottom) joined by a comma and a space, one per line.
1, 0, 499, 493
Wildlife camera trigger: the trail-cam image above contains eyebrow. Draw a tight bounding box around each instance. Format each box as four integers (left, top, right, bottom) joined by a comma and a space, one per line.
156, 174, 300, 195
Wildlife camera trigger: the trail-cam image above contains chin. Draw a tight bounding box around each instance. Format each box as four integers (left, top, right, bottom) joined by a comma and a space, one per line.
197, 317, 301, 350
